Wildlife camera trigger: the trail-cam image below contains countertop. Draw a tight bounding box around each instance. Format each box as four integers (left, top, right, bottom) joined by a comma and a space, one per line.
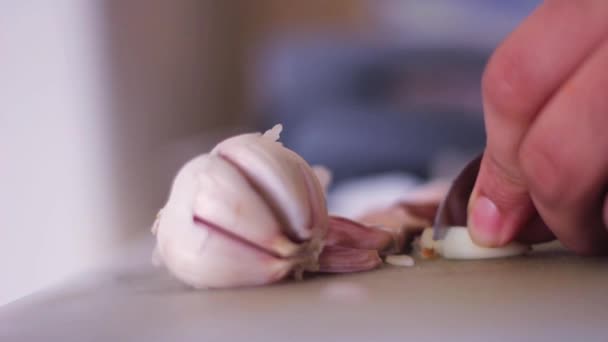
1, 239, 607, 342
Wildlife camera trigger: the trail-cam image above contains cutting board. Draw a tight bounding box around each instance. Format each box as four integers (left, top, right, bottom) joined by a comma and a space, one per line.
1, 239, 607, 342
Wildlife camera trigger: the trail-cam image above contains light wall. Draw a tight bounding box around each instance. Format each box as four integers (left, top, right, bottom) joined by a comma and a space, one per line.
0, 0, 241, 305
0, 0, 369, 306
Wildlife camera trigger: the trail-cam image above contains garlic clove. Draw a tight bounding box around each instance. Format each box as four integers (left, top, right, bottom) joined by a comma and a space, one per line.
419, 227, 530, 260
191, 154, 303, 257
418, 228, 441, 258
384, 254, 415, 267
212, 124, 323, 242
358, 207, 415, 252
326, 216, 394, 252
357, 202, 439, 254
156, 208, 293, 289
296, 158, 329, 238
318, 246, 382, 273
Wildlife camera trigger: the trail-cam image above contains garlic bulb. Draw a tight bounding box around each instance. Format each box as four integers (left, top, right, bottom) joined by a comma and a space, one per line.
152, 125, 327, 288
419, 227, 530, 260
152, 125, 383, 289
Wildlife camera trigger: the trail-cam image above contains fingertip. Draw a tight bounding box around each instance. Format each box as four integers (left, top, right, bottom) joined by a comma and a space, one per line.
468, 195, 503, 247
466, 154, 535, 247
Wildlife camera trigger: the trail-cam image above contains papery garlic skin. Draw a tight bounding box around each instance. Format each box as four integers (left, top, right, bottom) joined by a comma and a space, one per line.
153, 125, 327, 288
212, 126, 328, 242
420, 227, 530, 260
156, 207, 294, 288
191, 155, 302, 257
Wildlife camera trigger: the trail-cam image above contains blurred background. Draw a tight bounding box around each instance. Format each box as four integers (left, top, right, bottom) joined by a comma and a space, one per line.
0, 0, 540, 305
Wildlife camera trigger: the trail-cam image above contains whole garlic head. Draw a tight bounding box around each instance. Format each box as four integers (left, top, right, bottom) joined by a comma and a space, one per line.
153, 125, 328, 288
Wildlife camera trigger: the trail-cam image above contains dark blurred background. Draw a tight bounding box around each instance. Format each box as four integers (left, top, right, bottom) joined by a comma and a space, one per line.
0, 0, 540, 304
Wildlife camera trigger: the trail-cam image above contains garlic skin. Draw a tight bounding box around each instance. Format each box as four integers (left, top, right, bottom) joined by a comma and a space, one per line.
155, 207, 294, 288
153, 125, 327, 288
358, 202, 439, 254
419, 227, 530, 260
212, 127, 327, 243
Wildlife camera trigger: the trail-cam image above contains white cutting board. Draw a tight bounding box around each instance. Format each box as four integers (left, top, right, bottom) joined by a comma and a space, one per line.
1, 239, 607, 342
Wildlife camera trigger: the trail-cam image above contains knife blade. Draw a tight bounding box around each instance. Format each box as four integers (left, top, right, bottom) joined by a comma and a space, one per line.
432, 154, 483, 240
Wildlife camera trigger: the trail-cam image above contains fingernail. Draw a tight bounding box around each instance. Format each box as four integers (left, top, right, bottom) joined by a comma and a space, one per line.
468, 196, 502, 246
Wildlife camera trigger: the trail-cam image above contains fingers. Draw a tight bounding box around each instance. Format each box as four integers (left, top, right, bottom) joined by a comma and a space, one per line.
482, 0, 608, 168
468, 155, 534, 246
519, 39, 608, 255
469, 0, 608, 246
603, 194, 608, 229
514, 215, 555, 245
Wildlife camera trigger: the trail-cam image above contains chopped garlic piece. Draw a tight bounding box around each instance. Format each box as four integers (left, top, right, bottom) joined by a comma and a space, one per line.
385, 255, 415, 267
420, 227, 530, 260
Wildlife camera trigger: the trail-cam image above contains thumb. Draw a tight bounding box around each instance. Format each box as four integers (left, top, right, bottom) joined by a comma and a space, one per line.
467, 152, 536, 247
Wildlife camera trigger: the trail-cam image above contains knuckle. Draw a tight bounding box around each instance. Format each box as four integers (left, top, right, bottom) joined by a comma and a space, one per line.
478, 153, 529, 209
482, 48, 540, 122
519, 136, 572, 208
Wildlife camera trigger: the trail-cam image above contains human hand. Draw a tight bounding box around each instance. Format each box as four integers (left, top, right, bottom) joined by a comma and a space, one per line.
468, 0, 608, 255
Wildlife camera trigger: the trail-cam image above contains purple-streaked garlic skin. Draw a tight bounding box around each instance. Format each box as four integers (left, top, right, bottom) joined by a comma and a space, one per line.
153, 125, 327, 288
326, 216, 394, 252
212, 126, 327, 242
318, 246, 382, 273
350, 180, 448, 254
357, 202, 441, 254
191, 155, 303, 257
156, 209, 293, 288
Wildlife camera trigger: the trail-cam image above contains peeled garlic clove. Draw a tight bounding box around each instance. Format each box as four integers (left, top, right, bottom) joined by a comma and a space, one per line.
385, 254, 415, 267
318, 246, 382, 273
297, 158, 329, 237
156, 208, 293, 288
419, 227, 530, 260
325, 216, 394, 252
191, 154, 302, 257
212, 125, 323, 242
